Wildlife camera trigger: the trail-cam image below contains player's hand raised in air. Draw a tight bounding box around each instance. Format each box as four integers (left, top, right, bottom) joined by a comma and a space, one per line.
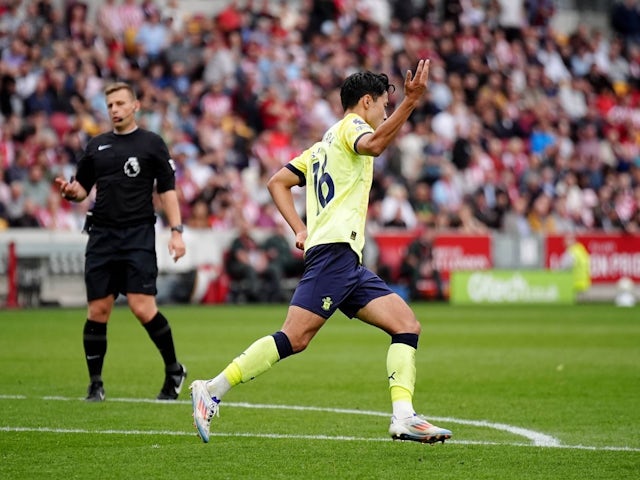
403, 59, 430, 106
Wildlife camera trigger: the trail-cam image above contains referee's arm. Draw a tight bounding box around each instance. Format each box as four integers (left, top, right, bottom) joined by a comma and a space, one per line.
55, 176, 88, 202
158, 189, 186, 261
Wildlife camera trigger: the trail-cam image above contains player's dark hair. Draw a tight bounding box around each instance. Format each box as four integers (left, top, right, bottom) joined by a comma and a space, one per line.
104, 82, 137, 100
340, 72, 395, 111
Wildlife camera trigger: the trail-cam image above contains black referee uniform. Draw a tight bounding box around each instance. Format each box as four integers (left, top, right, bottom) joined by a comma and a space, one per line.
76, 126, 186, 401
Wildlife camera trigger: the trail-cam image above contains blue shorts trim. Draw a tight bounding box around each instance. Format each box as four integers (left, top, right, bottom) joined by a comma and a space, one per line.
290, 243, 393, 319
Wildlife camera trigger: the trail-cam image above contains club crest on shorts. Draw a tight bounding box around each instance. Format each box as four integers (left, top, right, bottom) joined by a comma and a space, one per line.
124, 157, 140, 177
321, 296, 333, 311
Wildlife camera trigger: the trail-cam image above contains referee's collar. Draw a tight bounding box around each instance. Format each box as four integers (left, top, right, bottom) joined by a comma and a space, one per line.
113, 126, 139, 135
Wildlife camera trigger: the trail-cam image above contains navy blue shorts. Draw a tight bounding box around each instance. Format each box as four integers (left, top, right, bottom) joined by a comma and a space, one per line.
290, 243, 394, 319
84, 224, 158, 301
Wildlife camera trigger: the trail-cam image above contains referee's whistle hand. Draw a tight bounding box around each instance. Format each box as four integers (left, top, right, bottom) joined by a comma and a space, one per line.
54, 176, 78, 201
168, 240, 186, 262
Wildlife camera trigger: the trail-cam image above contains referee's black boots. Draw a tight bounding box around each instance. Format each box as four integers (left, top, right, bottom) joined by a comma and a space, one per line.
157, 363, 188, 400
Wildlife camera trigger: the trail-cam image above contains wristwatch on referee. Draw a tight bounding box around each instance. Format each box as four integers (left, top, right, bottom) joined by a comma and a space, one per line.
170, 224, 184, 234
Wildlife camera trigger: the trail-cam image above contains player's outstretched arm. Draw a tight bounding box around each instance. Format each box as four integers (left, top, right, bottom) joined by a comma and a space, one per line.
357, 59, 430, 157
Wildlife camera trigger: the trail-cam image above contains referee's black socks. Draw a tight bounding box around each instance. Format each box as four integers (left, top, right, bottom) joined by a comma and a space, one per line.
83, 320, 107, 382
143, 311, 180, 373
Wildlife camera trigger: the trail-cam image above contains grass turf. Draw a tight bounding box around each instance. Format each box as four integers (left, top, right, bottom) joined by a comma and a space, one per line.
1, 303, 639, 479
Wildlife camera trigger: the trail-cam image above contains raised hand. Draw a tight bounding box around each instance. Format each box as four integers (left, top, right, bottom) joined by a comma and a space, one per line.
403, 59, 430, 104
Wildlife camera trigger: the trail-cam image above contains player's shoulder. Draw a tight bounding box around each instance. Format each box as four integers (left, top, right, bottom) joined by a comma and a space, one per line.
294, 142, 326, 163
330, 114, 372, 145
87, 131, 112, 144
134, 128, 165, 144
130, 129, 170, 155
341, 113, 371, 132
308, 141, 327, 157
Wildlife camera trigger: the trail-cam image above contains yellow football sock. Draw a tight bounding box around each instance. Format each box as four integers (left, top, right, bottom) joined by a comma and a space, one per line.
386, 342, 416, 397
223, 335, 281, 384
390, 385, 413, 403
222, 362, 242, 387
387, 342, 417, 418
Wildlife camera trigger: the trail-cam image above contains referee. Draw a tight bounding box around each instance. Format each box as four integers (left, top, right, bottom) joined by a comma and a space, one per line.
55, 82, 187, 402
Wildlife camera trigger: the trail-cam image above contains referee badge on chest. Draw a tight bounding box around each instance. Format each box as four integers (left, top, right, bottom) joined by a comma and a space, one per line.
124, 157, 140, 177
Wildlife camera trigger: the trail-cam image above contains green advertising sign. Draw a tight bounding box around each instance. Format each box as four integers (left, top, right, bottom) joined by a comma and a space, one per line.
450, 270, 575, 305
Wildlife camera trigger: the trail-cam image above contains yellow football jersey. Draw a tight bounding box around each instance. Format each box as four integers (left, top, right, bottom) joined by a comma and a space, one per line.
288, 113, 374, 262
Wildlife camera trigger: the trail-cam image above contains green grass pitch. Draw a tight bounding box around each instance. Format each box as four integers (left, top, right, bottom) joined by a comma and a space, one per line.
1, 303, 639, 479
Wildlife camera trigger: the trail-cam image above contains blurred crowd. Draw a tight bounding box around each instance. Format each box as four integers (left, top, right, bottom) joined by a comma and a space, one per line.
1, 0, 640, 236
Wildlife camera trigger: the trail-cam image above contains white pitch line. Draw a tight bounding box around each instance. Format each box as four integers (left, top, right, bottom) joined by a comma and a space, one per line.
0, 426, 448, 443
38, 395, 559, 447
2, 394, 637, 452
1, 426, 639, 452
227, 401, 561, 447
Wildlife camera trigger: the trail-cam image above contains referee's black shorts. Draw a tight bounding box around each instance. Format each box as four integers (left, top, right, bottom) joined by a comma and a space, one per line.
84, 223, 158, 301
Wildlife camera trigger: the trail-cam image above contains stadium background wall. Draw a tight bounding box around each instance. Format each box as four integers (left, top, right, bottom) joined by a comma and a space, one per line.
0, 228, 637, 308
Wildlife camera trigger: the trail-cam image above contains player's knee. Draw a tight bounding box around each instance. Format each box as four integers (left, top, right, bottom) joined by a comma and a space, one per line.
128, 298, 156, 322
87, 299, 113, 321
395, 314, 421, 336
88, 307, 110, 322
290, 337, 310, 354
285, 333, 313, 354
409, 318, 421, 336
